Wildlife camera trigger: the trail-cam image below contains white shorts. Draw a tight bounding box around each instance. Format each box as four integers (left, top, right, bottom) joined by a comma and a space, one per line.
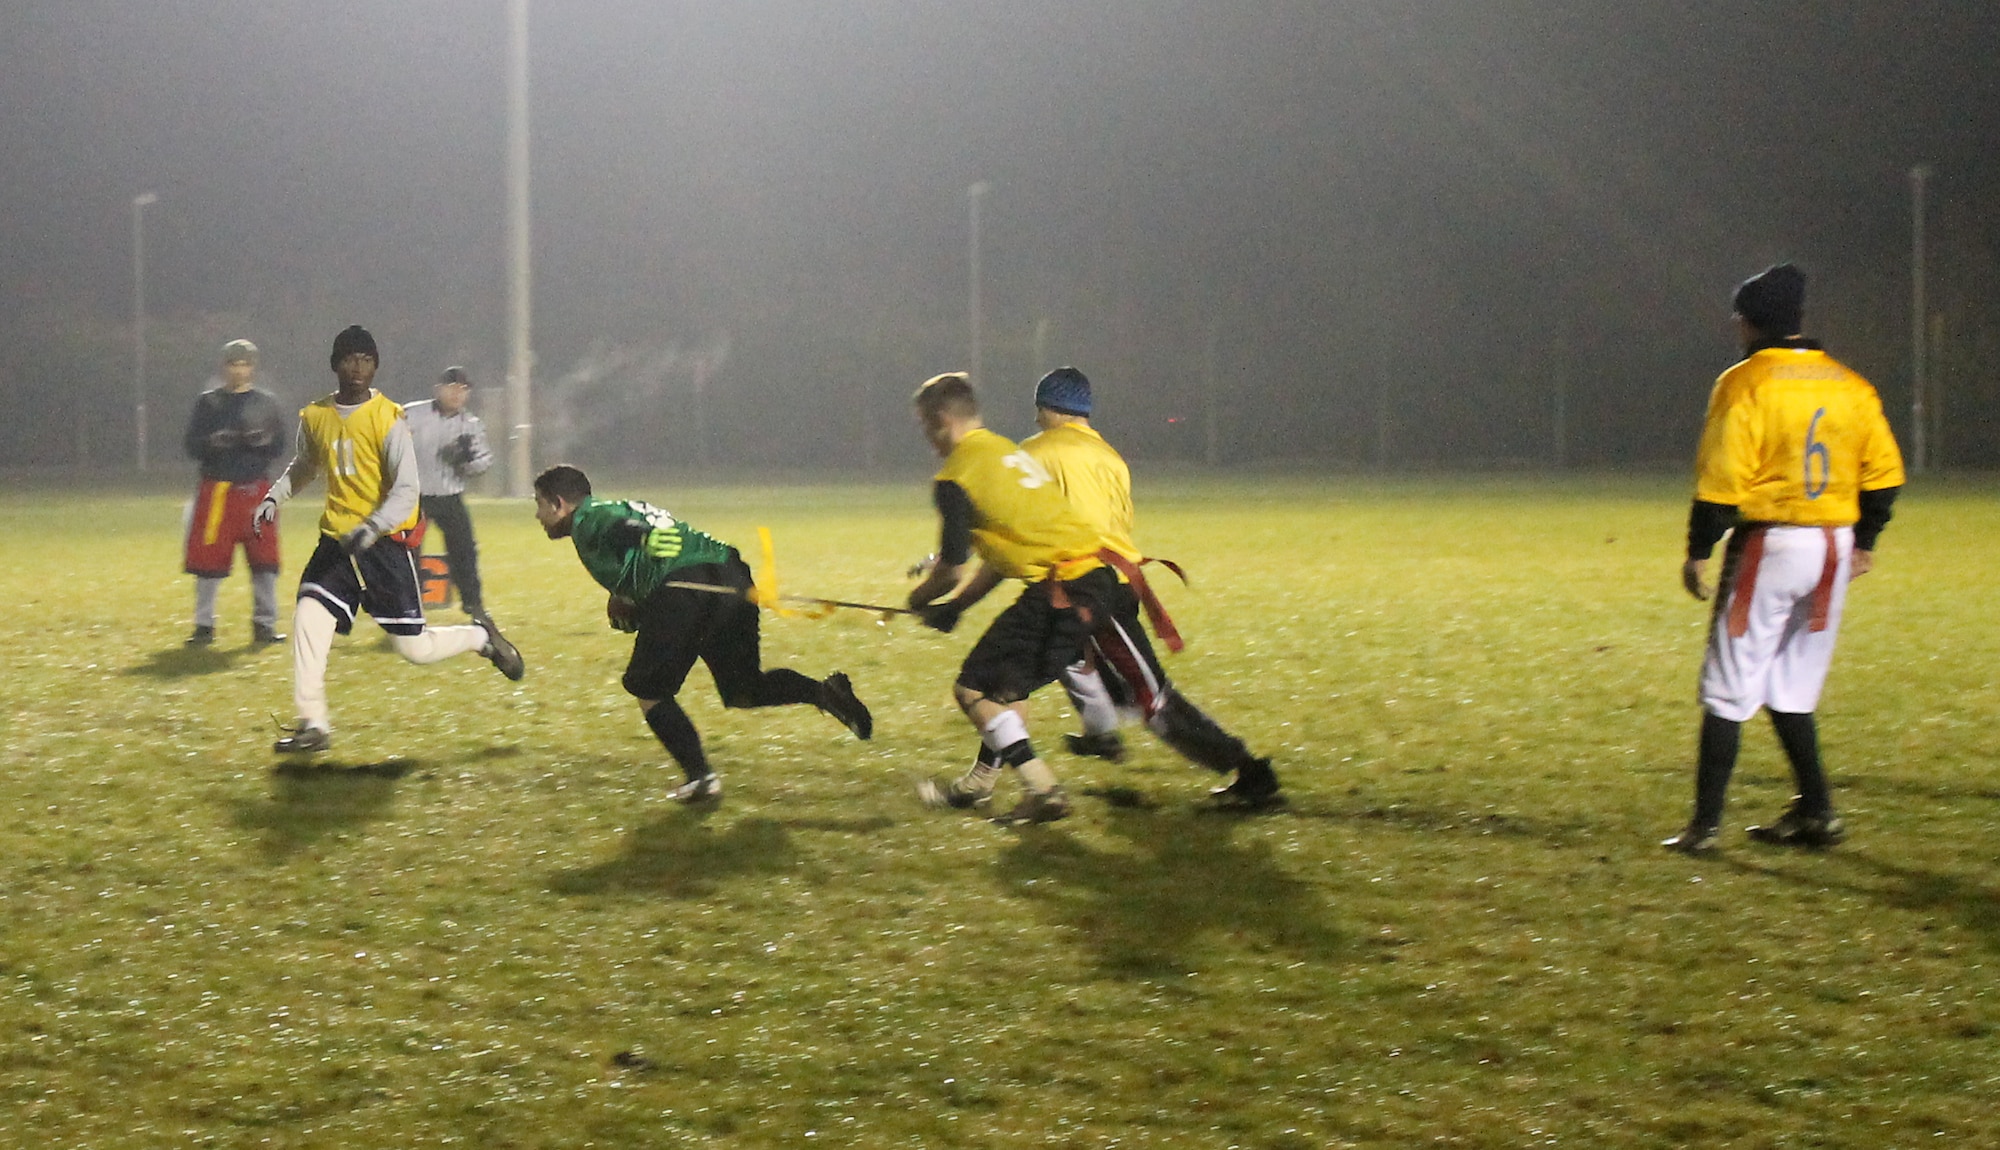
1699, 524, 1852, 722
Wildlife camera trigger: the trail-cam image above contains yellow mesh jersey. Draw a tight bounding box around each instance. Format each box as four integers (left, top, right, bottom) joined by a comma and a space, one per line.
1020, 422, 1141, 565
298, 392, 421, 538
1694, 348, 1904, 525
936, 427, 1106, 581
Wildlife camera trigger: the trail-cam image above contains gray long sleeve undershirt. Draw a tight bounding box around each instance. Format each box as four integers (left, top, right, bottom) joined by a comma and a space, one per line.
264, 398, 421, 538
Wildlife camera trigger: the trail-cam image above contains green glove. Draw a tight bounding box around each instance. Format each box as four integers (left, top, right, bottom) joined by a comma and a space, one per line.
645, 524, 683, 560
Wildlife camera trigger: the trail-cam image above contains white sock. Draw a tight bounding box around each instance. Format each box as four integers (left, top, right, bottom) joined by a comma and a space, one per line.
1059, 663, 1121, 737
291, 598, 339, 731
389, 624, 489, 665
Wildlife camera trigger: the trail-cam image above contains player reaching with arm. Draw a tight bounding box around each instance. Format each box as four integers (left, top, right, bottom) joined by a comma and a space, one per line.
255, 326, 525, 755
905, 372, 1128, 825
1663, 265, 1904, 853
531, 465, 872, 804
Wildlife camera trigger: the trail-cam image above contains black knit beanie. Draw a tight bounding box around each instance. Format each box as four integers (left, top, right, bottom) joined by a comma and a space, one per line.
330, 325, 379, 369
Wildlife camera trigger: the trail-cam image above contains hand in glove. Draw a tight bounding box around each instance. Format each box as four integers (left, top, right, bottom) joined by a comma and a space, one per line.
340, 524, 381, 555
645, 523, 684, 560
252, 495, 280, 537
919, 599, 965, 634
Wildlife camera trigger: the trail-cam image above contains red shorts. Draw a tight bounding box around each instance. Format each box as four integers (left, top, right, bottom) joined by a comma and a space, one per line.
185, 478, 280, 577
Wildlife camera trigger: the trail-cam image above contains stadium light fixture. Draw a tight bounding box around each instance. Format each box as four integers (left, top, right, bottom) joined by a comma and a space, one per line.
132, 191, 159, 473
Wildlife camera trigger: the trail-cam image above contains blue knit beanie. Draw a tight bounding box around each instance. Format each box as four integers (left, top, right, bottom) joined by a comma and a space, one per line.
1033, 367, 1092, 416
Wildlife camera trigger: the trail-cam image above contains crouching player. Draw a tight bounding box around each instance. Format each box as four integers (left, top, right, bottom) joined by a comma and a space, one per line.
531, 465, 873, 803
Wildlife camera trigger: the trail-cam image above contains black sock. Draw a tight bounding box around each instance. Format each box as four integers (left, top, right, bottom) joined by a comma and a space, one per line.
1769, 710, 1831, 815
1692, 710, 1741, 830
644, 699, 709, 780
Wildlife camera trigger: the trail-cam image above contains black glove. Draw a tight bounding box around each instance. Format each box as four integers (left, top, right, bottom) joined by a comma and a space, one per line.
920, 599, 964, 634
441, 435, 475, 468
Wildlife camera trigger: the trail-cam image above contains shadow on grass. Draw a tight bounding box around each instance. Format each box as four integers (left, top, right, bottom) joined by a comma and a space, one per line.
122, 644, 248, 679
994, 806, 1344, 978
547, 813, 801, 898
228, 760, 414, 863
1728, 850, 2000, 954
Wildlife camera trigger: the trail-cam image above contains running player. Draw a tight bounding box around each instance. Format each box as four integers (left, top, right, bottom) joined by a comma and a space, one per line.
254, 325, 524, 754
904, 372, 1132, 825
1019, 367, 1279, 806
1663, 264, 1904, 853
531, 464, 872, 803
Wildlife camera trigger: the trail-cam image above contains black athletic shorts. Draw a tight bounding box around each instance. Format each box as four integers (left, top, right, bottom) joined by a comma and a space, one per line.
623, 555, 764, 701
958, 565, 1120, 705
298, 533, 427, 636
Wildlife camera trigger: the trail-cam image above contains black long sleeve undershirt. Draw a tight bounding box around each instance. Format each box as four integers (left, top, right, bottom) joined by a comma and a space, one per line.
1686, 500, 1739, 560
1855, 485, 1899, 551
1687, 485, 1901, 560
932, 480, 975, 566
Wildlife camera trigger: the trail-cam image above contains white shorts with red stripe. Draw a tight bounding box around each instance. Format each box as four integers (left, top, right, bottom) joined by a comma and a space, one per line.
1700, 524, 1853, 722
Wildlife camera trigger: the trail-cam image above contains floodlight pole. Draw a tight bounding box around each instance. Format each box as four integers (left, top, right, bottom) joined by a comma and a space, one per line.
131, 191, 158, 473
1908, 163, 1930, 475
967, 181, 989, 387
505, 0, 535, 497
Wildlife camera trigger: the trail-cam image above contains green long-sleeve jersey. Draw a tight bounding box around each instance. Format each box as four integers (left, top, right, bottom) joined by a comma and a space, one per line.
569, 497, 737, 602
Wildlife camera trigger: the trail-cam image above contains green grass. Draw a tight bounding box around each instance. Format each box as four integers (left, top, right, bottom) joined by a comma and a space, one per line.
1, 473, 1996, 1148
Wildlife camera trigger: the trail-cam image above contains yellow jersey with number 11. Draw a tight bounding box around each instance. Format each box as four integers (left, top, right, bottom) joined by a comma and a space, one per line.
936, 427, 1105, 582
1693, 347, 1904, 526
298, 391, 421, 539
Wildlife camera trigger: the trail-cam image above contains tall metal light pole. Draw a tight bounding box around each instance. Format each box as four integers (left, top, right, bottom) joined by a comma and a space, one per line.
505, 0, 535, 496
967, 181, 989, 386
1909, 163, 1931, 475
131, 192, 159, 472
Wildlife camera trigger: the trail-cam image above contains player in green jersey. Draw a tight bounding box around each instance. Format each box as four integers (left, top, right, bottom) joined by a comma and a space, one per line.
532, 465, 873, 802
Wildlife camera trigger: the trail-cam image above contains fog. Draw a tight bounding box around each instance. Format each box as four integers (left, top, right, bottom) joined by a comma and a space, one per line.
4, 1, 1998, 475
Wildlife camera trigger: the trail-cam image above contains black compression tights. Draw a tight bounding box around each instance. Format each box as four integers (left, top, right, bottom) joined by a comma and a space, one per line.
645, 699, 709, 780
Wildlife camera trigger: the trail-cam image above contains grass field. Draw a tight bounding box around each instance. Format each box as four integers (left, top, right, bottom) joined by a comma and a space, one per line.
1, 472, 1997, 1149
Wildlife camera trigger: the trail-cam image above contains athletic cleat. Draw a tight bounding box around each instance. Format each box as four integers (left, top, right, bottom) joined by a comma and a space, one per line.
670, 773, 722, 804
1746, 805, 1845, 848
820, 672, 873, 740
992, 786, 1072, 826
1661, 823, 1721, 854
273, 723, 331, 754
185, 625, 216, 647
1063, 731, 1127, 763
252, 623, 286, 646
918, 775, 992, 811
1208, 757, 1285, 811
478, 614, 525, 681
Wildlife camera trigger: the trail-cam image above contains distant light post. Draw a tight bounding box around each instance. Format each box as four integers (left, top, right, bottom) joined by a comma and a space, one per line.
1908, 163, 1931, 475
505, 0, 535, 497
967, 181, 990, 387
131, 191, 158, 473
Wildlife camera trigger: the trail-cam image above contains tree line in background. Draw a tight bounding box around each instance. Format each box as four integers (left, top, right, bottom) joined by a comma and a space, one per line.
4, 197, 1994, 478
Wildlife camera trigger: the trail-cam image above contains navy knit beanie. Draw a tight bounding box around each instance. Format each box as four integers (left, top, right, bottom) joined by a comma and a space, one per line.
1034, 367, 1092, 416
330, 325, 379, 369
1732, 264, 1806, 337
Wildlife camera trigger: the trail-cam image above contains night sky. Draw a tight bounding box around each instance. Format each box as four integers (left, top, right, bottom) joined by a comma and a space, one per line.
4, 1, 1998, 472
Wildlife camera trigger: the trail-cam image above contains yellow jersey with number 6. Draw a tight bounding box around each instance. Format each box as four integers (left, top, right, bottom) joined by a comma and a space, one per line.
936, 427, 1105, 582
1693, 347, 1904, 526
299, 391, 420, 539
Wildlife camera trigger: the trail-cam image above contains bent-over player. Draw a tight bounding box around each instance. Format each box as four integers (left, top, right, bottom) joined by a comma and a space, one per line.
255, 325, 524, 754
1664, 264, 1904, 853
531, 464, 872, 803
